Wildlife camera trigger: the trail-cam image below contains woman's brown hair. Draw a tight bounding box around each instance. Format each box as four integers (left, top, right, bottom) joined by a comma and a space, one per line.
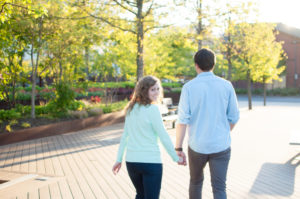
125, 76, 163, 114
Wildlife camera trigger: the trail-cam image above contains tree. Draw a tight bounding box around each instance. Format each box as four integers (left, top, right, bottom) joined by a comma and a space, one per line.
82, 0, 170, 80
0, 21, 28, 108
13, 2, 50, 118
144, 27, 196, 80
233, 22, 285, 110
218, 1, 258, 81
250, 24, 286, 106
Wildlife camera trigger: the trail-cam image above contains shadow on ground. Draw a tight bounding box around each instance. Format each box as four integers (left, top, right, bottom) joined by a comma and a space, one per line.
250, 153, 300, 196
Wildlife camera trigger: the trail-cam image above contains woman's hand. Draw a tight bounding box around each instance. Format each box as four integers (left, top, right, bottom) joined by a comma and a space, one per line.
177, 151, 187, 165
112, 162, 122, 175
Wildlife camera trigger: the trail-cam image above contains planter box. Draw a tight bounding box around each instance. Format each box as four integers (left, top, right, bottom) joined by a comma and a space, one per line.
0, 111, 125, 146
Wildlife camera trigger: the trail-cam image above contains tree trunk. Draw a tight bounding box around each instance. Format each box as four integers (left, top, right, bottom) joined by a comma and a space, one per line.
246, 69, 252, 110
226, 46, 232, 81
8, 57, 16, 108
263, 78, 266, 106
197, 0, 203, 50
30, 18, 43, 119
59, 60, 63, 82
30, 46, 37, 119
85, 46, 89, 80
136, 0, 144, 81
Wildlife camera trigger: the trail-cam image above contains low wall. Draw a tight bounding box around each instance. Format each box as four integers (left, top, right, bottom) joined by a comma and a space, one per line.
0, 111, 125, 146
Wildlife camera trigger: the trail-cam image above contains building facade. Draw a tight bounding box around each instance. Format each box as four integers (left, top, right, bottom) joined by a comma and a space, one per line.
276, 23, 300, 88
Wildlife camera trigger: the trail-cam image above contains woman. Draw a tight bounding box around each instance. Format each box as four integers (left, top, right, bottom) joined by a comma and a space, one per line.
112, 75, 182, 199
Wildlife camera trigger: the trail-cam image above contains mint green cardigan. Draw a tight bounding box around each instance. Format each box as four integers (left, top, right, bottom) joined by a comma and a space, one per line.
116, 104, 179, 163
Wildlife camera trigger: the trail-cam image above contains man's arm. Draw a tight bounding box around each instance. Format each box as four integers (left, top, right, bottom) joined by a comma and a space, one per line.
175, 123, 187, 165
176, 123, 187, 148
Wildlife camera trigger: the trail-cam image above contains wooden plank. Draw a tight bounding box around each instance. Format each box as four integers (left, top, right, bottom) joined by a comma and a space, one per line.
28, 140, 37, 174
46, 136, 64, 176
53, 135, 86, 199
41, 138, 55, 175
38, 185, 51, 199
10, 142, 24, 172
3, 143, 19, 171
49, 182, 62, 199
84, 133, 135, 198
59, 134, 97, 199
20, 140, 32, 173
35, 139, 46, 174
0, 145, 12, 168
66, 133, 109, 198
47, 136, 73, 199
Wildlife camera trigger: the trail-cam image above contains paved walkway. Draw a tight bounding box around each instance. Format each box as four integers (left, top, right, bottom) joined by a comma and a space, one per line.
0, 106, 299, 199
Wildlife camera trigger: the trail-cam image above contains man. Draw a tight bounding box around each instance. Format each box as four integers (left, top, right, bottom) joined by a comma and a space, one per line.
175, 48, 240, 199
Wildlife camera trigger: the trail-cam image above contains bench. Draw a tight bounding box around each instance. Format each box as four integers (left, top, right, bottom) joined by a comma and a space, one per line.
289, 130, 300, 145
159, 98, 178, 129
289, 130, 300, 160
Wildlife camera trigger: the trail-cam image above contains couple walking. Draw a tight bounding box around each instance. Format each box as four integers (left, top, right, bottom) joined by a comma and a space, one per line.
112, 48, 240, 199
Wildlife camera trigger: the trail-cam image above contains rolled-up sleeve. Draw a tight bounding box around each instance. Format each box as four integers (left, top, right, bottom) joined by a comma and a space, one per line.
227, 85, 240, 124
177, 85, 191, 124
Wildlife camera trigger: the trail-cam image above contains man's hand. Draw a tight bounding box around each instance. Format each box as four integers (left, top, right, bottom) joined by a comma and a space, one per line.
176, 151, 187, 165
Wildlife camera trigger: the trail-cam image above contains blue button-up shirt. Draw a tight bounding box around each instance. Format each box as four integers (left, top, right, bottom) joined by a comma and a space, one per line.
177, 72, 240, 154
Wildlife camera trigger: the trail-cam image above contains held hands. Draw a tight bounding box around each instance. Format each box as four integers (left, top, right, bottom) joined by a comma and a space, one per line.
177, 151, 187, 166
112, 162, 122, 175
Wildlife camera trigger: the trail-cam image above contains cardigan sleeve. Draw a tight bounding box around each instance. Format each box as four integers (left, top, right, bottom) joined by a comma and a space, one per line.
116, 117, 129, 162
149, 105, 179, 162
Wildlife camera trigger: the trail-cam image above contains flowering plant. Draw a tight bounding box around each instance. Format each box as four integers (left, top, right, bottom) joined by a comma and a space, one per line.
91, 96, 101, 103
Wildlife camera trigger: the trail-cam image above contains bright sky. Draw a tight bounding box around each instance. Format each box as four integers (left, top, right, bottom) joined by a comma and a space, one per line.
257, 0, 300, 29
166, 0, 300, 30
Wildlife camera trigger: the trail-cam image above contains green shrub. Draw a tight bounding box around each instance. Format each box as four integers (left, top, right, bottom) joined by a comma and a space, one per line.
0, 109, 21, 120
99, 100, 128, 114
39, 92, 55, 101
102, 106, 112, 114
87, 91, 105, 97
52, 82, 76, 111
35, 106, 49, 115
162, 82, 182, 88
9, 119, 18, 125
252, 89, 263, 95
87, 82, 135, 89
235, 88, 247, 95
16, 92, 31, 101
234, 88, 300, 96
15, 104, 31, 116
23, 85, 43, 92
67, 100, 85, 111
267, 88, 300, 96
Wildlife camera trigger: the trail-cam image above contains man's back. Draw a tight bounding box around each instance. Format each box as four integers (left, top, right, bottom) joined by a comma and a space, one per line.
177, 72, 239, 154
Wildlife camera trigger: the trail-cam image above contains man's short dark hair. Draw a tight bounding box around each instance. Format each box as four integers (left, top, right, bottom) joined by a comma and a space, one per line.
194, 48, 215, 71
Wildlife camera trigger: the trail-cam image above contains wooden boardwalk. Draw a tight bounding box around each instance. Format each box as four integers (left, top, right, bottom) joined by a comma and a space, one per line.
0, 106, 300, 199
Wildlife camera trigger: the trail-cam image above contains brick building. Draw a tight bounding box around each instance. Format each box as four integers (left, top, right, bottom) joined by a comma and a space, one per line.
276, 23, 300, 88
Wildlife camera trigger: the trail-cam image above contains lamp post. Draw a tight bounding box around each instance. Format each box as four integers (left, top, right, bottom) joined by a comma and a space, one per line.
292, 40, 299, 87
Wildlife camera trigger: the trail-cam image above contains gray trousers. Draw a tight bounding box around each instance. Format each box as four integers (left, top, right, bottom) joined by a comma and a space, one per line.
188, 147, 231, 199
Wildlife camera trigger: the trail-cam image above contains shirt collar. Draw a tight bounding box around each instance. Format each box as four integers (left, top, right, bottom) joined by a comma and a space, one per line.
197, 71, 214, 78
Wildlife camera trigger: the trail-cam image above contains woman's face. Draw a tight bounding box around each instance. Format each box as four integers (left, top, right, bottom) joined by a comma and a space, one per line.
148, 82, 160, 102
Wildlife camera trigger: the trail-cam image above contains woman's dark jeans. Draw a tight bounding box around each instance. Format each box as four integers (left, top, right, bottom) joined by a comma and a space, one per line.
188, 147, 231, 199
126, 162, 163, 199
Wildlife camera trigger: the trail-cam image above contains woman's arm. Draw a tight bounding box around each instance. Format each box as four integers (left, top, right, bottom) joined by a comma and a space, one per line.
150, 105, 180, 162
